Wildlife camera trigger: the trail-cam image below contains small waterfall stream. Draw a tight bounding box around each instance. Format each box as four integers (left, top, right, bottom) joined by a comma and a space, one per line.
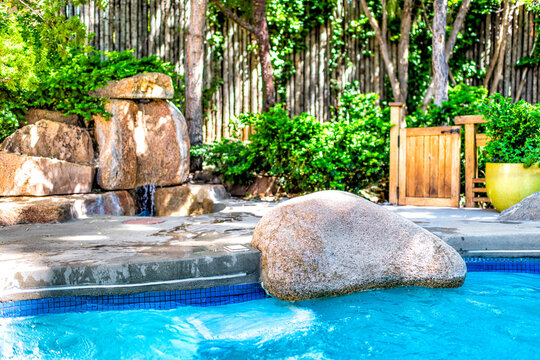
135, 184, 156, 216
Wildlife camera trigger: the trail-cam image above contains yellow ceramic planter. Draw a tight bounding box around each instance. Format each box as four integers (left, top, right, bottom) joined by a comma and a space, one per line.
485, 163, 540, 212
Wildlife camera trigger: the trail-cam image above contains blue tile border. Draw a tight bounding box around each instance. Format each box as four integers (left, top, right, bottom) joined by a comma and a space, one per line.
464, 257, 540, 274
0, 283, 267, 318
1, 258, 539, 318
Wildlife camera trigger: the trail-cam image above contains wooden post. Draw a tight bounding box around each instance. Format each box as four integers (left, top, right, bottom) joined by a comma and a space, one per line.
389, 103, 405, 205
464, 123, 477, 208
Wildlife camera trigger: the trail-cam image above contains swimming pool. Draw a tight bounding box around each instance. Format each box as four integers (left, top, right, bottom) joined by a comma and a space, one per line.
1, 259, 540, 359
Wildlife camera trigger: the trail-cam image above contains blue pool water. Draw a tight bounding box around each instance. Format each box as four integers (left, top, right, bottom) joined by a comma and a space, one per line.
1, 272, 539, 359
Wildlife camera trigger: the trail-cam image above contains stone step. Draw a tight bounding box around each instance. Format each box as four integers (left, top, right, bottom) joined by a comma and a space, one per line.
0, 191, 135, 225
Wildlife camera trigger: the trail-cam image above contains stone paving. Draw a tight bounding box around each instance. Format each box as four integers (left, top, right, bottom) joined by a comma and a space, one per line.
1, 198, 539, 302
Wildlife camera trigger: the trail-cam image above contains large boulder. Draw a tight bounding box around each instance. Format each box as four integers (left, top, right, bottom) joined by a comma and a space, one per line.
24, 109, 79, 126
134, 100, 190, 187
1, 120, 94, 164
0, 191, 135, 225
154, 184, 229, 216
94, 100, 138, 190
89, 73, 174, 99
94, 100, 189, 190
0, 152, 93, 196
499, 191, 540, 221
251, 191, 466, 301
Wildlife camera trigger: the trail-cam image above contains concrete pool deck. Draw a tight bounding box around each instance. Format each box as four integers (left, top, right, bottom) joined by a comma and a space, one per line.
1, 199, 539, 302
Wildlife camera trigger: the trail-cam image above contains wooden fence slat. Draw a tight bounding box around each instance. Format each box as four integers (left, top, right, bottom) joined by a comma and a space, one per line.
69, 1, 539, 141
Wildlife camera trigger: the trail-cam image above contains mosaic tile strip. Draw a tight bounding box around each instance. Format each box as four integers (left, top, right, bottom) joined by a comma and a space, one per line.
464, 257, 540, 274
0, 283, 267, 318
2, 258, 539, 318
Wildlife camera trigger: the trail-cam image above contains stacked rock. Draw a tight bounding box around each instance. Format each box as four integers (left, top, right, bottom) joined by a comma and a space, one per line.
0, 117, 94, 196
0, 110, 134, 225
91, 72, 190, 190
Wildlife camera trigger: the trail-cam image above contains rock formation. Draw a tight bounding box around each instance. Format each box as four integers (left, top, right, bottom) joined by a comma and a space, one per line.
499, 191, 540, 221
251, 190, 466, 301
1, 120, 94, 164
89, 72, 174, 99
93, 100, 138, 190
0, 73, 198, 224
92, 74, 190, 190
0, 152, 93, 196
154, 184, 228, 216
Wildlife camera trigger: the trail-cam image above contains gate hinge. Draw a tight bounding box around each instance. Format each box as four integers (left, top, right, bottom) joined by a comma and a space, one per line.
397, 186, 400, 199
397, 134, 400, 147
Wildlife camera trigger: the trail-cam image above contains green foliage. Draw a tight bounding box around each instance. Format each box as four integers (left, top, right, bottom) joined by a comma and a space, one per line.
200, 93, 390, 194
191, 140, 254, 184
0, 9, 40, 92
267, 0, 337, 94
408, 84, 488, 127
481, 94, 540, 167
0, 2, 90, 94
1, 48, 183, 142
28, 50, 184, 122
0, 107, 21, 143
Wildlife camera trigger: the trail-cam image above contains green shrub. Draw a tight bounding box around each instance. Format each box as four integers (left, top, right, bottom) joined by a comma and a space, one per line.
481, 94, 540, 167
199, 91, 390, 195
27, 49, 184, 122
407, 84, 488, 127
1, 48, 183, 142
191, 140, 253, 185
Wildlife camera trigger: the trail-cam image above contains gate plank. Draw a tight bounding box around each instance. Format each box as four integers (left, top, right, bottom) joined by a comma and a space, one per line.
443, 134, 452, 198
398, 128, 407, 205
415, 136, 425, 197
406, 135, 416, 197
429, 135, 439, 197
422, 135, 430, 198
437, 134, 446, 197
450, 130, 461, 206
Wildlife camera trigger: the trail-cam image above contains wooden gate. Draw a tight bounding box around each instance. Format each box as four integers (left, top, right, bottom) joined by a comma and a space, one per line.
389, 104, 461, 207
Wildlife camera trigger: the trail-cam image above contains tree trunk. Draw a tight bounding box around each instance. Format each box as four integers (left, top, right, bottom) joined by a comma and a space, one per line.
432, 0, 448, 106
397, 0, 414, 103
422, 0, 470, 108
252, 0, 275, 111
186, 0, 208, 146
359, 0, 401, 102
211, 0, 275, 112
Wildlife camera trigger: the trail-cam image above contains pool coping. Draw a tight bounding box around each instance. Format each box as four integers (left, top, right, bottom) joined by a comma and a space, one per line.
1, 257, 539, 318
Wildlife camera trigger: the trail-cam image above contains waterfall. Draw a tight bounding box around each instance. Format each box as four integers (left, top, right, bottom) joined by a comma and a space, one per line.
135, 184, 156, 216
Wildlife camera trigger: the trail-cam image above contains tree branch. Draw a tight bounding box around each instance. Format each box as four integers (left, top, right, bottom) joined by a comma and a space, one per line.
422, 0, 471, 108
382, 0, 387, 41
444, 0, 470, 59
210, 0, 256, 35
397, 0, 414, 102
16, 0, 44, 19
483, 0, 511, 88
359, 0, 401, 101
